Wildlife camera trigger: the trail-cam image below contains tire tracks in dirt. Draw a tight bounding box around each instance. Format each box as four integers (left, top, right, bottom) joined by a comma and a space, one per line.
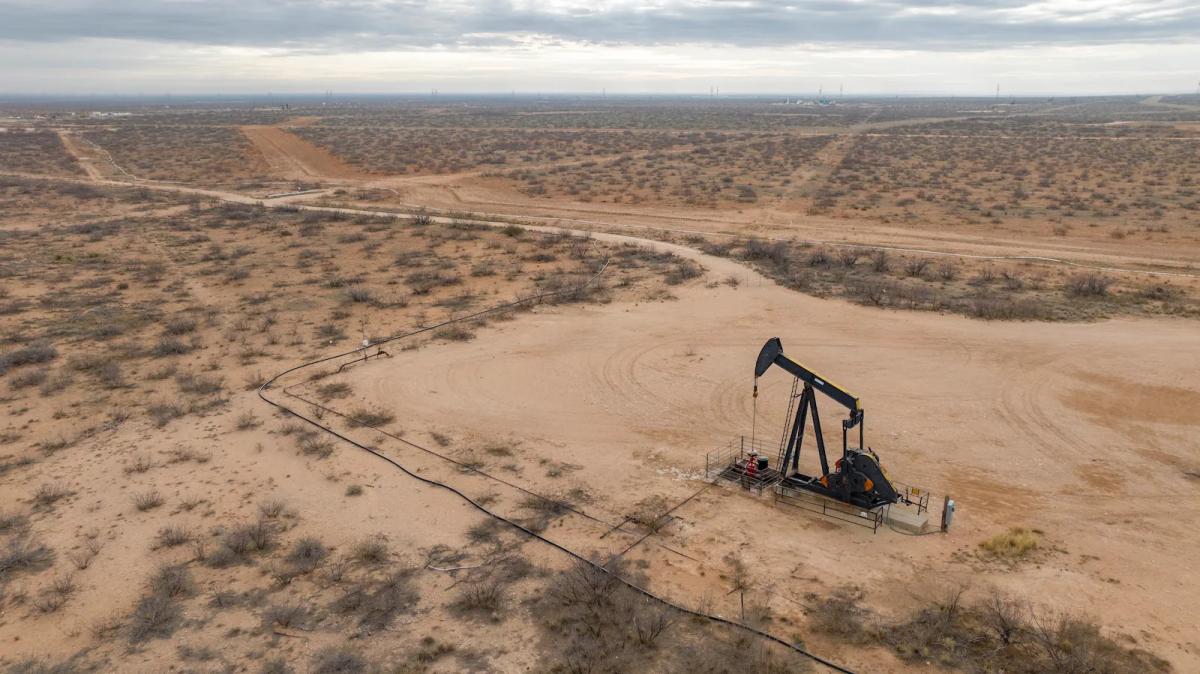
240, 124, 369, 181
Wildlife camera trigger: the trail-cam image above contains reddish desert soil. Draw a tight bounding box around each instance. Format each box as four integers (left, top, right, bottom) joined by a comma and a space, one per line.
241, 125, 371, 182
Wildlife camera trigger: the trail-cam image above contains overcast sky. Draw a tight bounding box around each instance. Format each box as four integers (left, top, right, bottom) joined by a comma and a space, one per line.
1, 0, 1197, 95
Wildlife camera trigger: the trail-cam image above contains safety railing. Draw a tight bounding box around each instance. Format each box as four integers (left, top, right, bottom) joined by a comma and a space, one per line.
704, 436, 783, 494
773, 481, 884, 532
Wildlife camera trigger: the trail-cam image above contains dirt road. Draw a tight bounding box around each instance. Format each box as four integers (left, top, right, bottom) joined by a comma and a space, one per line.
240, 124, 369, 181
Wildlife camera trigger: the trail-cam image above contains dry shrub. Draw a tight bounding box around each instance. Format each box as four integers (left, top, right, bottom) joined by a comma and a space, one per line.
626, 495, 671, 534
534, 558, 797, 673
1065, 272, 1113, 297
0, 538, 54, 577
235, 411, 260, 430
285, 537, 328, 572
9, 368, 48, 390
450, 580, 506, 620
311, 647, 367, 674
466, 518, 505, 546
346, 406, 395, 428
32, 483, 73, 509
175, 372, 223, 395
806, 585, 873, 643
133, 490, 164, 512
432, 325, 475, 342
316, 382, 352, 400
979, 527, 1041, 559
263, 603, 309, 630
206, 519, 276, 567
331, 568, 419, 632
155, 525, 192, 548
0, 511, 28, 534
0, 343, 57, 375
151, 336, 197, 357
147, 402, 184, 427
150, 564, 194, 599
904, 258, 931, 278
32, 574, 76, 614
882, 588, 1169, 674
665, 260, 703, 285
128, 593, 181, 643
350, 537, 389, 566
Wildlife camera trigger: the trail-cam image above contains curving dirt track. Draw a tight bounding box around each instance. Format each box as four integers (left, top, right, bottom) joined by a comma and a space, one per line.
319, 239, 1200, 670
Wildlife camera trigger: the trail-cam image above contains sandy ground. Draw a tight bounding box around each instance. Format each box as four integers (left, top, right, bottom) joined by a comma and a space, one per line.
272, 234, 1200, 671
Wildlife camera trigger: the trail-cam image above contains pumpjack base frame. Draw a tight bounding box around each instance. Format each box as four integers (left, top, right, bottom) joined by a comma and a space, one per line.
779, 473, 895, 510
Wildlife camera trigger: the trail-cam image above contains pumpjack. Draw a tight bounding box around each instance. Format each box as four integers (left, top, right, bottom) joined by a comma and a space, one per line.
754, 337, 899, 509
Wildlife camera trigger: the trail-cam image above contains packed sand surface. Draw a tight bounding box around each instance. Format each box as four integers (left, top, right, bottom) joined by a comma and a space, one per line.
294, 242, 1200, 670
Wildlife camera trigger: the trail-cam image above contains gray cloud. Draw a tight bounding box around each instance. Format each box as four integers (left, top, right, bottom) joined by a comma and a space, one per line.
1, 0, 1197, 51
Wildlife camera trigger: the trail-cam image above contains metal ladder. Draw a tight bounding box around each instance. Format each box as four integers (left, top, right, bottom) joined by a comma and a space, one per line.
775, 378, 800, 470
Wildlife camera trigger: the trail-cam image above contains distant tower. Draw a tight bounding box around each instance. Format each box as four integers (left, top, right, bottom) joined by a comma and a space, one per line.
995, 84, 1000, 100
840, 84, 843, 99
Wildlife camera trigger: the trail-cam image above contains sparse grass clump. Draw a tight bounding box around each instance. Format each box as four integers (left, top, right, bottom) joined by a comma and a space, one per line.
979, 527, 1041, 559
285, 537, 329, 572
133, 490, 164, 511
432, 325, 475, 342
206, 519, 276, 567
0, 510, 28, 534
32, 574, 76, 613
32, 482, 73, 509
258, 499, 287, 519
155, 525, 192, 549
350, 537, 390, 566
236, 411, 260, 430
346, 406, 395, 428
316, 382, 352, 400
